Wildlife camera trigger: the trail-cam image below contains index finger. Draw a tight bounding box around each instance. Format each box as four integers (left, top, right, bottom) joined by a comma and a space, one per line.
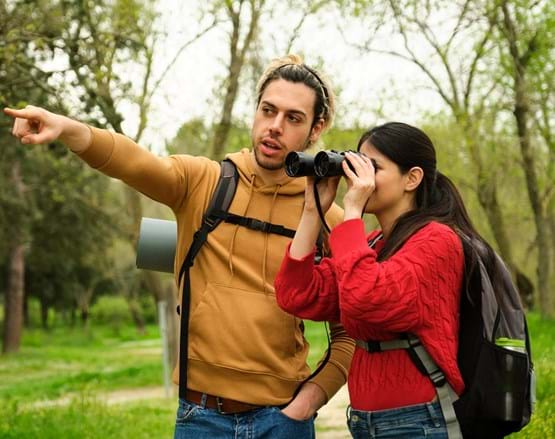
3, 107, 41, 120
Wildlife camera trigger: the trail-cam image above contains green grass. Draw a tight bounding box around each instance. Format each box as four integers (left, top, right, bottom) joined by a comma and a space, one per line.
0, 324, 164, 401
0, 315, 552, 438
0, 397, 176, 439
508, 313, 555, 438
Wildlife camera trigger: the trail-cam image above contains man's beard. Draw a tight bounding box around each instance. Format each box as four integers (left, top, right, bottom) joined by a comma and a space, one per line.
253, 146, 284, 170
252, 137, 311, 171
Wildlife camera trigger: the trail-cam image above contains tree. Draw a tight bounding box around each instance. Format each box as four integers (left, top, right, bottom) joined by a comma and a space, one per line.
494, 0, 554, 317
0, 0, 59, 352
35, 0, 217, 362
342, 0, 536, 305
208, 0, 334, 159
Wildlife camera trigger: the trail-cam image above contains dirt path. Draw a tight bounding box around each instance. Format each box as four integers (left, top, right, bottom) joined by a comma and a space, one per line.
314, 385, 350, 439
32, 384, 351, 437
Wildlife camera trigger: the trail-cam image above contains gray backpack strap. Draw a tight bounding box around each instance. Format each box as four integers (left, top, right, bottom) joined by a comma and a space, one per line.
356, 335, 463, 439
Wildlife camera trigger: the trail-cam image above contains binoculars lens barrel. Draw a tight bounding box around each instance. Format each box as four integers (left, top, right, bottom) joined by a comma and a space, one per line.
285, 150, 372, 178
314, 151, 346, 177
285, 152, 316, 177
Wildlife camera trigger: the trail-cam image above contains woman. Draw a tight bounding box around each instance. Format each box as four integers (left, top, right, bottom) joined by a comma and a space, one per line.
275, 122, 491, 438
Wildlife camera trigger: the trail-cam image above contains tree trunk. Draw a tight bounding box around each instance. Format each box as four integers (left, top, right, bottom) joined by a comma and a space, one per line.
70, 306, 77, 327
127, 297, 146, 335
475, 170, 534, 307
23, 292, 29, 327
502, 5, 551, 317
513, 98, 550, 316
80, 309, 89, 325
40, 297, 49, 329
211, 1, 263, 159
2, 243, 25, 354
2, 161, 26, 355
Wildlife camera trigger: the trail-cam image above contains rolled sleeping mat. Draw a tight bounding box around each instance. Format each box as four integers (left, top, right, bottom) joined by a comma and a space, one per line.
136, 217, 177, 273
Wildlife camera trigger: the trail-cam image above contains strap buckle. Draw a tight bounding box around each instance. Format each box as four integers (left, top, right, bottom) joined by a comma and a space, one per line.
430, 369, 446, 387
203, 214, 220, 230
249, 218, 270, 233
356, 339, 382, 353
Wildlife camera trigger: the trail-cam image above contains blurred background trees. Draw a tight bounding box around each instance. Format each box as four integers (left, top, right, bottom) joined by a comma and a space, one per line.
1, 0, 554, 356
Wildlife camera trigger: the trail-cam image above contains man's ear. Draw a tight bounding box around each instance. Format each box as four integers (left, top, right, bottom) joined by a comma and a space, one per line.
309, 118, 325, 144
405, 166, 424, 192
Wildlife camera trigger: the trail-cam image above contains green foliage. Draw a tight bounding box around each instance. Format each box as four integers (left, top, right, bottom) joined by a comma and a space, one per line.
320, 125, 364, 151
138, 295, 158, 325
90, 296, 133, 335
168, 118, 251, 158
0, 0, 155, 348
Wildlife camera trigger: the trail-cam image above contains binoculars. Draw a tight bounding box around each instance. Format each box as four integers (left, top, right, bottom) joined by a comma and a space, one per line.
285, 150, 375, 178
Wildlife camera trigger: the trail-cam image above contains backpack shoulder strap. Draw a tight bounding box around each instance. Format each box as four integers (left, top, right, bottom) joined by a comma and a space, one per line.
177, 159, 238, 399
177, 159, 238, 285
205, 159, 239, 225
356, 335, 462, 438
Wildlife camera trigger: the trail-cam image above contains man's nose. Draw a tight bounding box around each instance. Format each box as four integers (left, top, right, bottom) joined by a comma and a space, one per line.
269, 114, 284, 135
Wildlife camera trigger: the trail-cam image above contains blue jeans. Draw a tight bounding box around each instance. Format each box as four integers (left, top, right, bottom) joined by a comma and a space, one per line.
174, 398, 315, 439
347, 401, 448, 438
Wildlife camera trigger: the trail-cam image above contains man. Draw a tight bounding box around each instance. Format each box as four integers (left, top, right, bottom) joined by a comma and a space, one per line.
4, 54, 354, 438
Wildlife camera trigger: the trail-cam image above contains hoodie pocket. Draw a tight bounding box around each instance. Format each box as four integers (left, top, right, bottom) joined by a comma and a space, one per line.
188, 282, 305, 379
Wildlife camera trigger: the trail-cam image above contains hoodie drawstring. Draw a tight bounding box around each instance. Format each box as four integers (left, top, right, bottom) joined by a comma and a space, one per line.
262, 184, 281, 294
228, 175, 256, 277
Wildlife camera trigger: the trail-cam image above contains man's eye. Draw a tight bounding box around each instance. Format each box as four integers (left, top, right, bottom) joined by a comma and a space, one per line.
288, 115, 300, 123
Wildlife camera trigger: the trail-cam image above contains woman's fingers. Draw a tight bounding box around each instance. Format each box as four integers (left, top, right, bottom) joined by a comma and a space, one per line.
346, 152, 374, 177
342, 159, 357, 180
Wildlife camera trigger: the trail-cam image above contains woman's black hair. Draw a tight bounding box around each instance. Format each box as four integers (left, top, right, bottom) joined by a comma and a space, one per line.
358, 122, 497, 280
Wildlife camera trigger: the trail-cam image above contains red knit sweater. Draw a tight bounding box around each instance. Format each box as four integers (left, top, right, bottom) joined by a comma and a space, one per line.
275, 219, 465, 411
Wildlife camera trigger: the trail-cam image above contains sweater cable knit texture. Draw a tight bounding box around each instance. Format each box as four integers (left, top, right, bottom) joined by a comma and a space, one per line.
275, 219, 465, 411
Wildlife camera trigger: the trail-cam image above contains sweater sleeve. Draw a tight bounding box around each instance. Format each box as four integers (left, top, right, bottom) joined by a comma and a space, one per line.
330, 219, 463, 333
275, 244, 340, 322
308, 321, 354, 403
76, 126, 213, 210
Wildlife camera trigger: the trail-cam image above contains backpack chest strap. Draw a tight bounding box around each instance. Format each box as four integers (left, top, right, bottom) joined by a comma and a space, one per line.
356, 335, 461, 439
211, 210, 296, 238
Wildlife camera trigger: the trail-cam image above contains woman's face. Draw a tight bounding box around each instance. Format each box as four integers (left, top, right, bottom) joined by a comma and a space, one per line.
358, 140, 414, 215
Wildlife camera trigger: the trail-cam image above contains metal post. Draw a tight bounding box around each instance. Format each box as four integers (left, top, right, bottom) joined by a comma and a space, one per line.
158, 300, 171, 398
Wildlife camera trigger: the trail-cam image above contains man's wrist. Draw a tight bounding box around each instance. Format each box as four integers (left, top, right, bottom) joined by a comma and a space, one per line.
286, 382, 327, 417
59, 118, 92, 153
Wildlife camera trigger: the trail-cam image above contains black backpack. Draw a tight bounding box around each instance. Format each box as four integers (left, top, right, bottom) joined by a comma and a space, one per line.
356, 234, 535, 438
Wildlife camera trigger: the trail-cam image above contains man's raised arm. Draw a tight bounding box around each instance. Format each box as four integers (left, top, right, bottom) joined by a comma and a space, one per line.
3, 105, 201, 210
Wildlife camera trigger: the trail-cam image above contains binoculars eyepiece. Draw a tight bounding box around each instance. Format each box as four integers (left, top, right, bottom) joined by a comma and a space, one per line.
285, 150, 375, 178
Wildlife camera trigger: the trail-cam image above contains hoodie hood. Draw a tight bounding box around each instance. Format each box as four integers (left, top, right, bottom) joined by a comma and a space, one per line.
226, 148, 306, 196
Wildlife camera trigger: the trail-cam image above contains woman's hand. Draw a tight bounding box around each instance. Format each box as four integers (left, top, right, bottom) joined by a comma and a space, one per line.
342, 152, 376, 220
303, 175, 341, 214
289, 175, 340, 260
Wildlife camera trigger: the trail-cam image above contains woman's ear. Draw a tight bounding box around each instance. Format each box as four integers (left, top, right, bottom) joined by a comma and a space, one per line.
405, 167, 424, 192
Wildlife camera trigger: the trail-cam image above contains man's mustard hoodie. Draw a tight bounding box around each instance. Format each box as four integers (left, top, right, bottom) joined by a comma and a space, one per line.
77, 127, 354, 405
